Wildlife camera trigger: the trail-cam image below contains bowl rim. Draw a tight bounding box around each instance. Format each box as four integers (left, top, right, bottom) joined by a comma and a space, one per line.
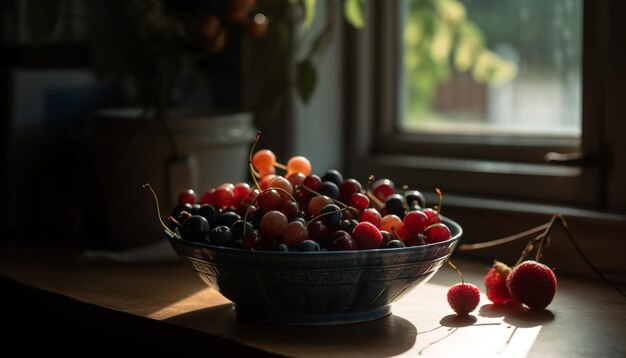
166, 215, 462, 257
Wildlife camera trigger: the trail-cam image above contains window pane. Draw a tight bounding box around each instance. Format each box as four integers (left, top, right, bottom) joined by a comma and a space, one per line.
401, 0, 582, 137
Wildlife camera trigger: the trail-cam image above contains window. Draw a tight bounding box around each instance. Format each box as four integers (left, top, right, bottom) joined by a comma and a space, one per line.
345, 0, 626, 211
401, 0, 581, 138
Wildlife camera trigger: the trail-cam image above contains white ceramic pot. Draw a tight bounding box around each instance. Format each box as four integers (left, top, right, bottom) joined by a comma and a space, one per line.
90, 108, 256, 249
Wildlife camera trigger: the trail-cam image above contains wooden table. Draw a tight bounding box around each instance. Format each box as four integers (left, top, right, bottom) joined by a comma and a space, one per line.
1, 241, 625, 357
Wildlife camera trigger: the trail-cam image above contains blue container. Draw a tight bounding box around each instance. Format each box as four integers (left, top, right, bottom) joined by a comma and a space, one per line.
167, 217, 462, 326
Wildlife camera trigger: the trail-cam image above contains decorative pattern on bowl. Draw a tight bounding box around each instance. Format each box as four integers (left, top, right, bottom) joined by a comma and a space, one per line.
167, 217, 462, 325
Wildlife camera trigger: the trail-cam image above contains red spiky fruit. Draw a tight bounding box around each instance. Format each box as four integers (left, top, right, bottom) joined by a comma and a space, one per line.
351, 221, 383, 250
484, 260, 516, 304
447, 282, 481, 315
506, 260, 557, 310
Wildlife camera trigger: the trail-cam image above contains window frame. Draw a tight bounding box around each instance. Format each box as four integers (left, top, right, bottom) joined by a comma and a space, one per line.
344, 0, 612, 209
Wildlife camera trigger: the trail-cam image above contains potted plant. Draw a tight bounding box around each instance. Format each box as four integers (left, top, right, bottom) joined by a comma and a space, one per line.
25, 0, 364, 249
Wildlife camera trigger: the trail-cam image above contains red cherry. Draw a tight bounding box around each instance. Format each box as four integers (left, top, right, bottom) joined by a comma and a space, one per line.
447, 283, 481, 315
286, 172, 306, 187
200, 189, 216, 205
425, 223, 451, 243
280, 200, 300, 220
269, 176, 294, 201
339, 179, 363, 203
259, 174, 278, 191
243, 230, 263, 250
178, 189, 197, 205
423, 208, 441, 225
281, 221, 309, 249
256, 189, 282, 212
403, 210, 429, 235
303, 175, 323, 191
372, 179, 395, 201
232, 182, 251, 208
349, 192, 370, 211
214, 186, 234, 209
359, 208, 382, 228
307, 220, 330, 246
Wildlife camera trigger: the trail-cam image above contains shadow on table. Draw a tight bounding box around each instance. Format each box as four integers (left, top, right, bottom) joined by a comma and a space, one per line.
166, 304, 417, 357
479, 303, 555, 328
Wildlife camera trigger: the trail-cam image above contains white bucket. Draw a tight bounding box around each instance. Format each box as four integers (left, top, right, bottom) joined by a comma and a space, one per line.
90, 108, 256, 249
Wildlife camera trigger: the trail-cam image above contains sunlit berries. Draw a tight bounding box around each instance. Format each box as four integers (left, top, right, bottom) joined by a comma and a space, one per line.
166, 142, 455, 252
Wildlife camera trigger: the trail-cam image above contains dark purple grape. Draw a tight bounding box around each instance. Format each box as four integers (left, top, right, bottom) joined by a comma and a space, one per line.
297, 240, 320, 252
322, 169, 344, 187
321, 204, 342, 227
209, 226, 233, 246
231, 220, 254, 240
320, 181, 340, 199
384, 194, 405, 218
181, 215, 210, 243
384, 239, 406, 249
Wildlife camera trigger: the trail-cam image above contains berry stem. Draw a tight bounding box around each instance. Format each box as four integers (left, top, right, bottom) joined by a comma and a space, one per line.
554, 214, 626, 297
365, 190, 385, 208
300, 184, 351, 209
274, 162, 288, 170
457, 222, 550, 251
435, 188, 443, 216
142, 183, 178, 238
447, 259, 464, 284
242, 186, 297, 235
248, 131, 262, 190
305, 207, 348, 227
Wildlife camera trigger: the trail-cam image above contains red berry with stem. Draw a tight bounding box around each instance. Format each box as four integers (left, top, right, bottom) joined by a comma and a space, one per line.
303, 174, 323, 192
484, 261, 515, 305
256, 189, 282, 212
307, 195, 333, 217
252, 149, 276, 172
506, 260, 557, 310
403, 210, 429, 235
269, 176, 294, 201
349, 192, 370, 211
425, 223, 451, 243
280, 200, 299, 220
287, 156, 312, 177
447, 283, 481, 316
339, 179, 363, 203
286, 172, 306, 187
371, 179, 395, 201
446, 260, 481, 315
259, 173, 278, 190
423, 208, 441, 225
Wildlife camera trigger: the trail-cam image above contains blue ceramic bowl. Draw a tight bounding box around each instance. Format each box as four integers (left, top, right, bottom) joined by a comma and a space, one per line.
166, 216, 462, 326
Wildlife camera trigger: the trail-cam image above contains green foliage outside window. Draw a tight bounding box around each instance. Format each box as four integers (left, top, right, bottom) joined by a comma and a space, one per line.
404, 0, 517, 117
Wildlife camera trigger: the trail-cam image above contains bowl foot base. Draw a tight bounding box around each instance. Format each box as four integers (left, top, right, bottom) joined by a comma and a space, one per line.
235, 305, 392, 326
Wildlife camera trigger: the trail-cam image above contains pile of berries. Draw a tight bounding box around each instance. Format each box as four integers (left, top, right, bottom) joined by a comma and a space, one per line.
158, 136, 452, 253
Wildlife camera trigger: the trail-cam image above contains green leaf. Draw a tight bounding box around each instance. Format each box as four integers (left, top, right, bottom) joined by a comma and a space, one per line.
25, 0, 64, 43
254, 70, 288, 122
307, 29, 328, 58
303, 0, 317, 29
344, 0, 365, 29
296, 60, 317, 103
